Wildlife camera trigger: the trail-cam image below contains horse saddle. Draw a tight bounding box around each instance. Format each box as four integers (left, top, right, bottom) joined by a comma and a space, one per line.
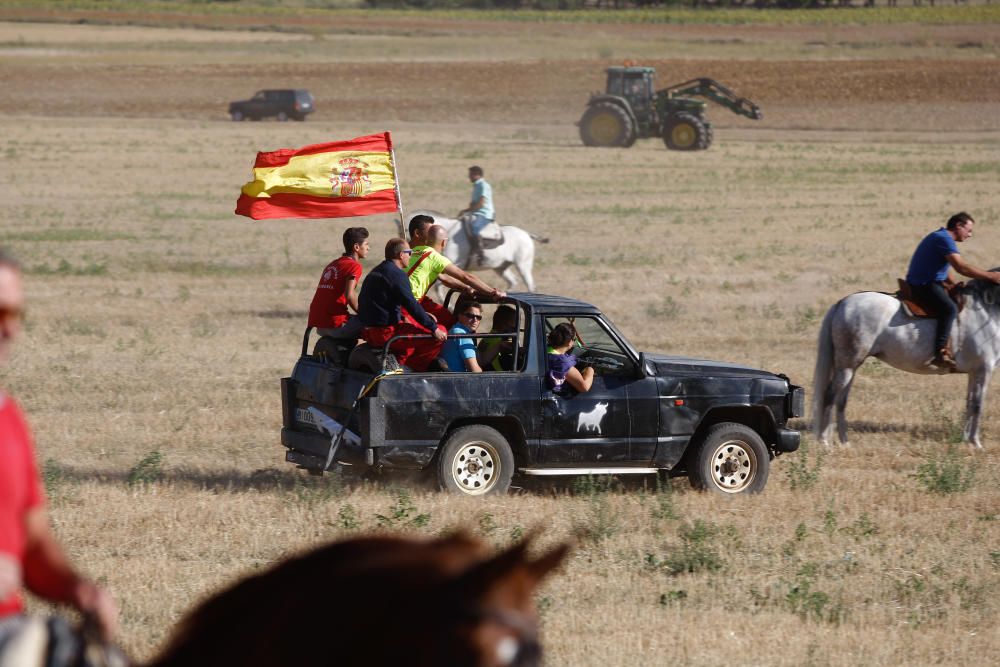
896, 278, 965, 318
460, 215, 505, 250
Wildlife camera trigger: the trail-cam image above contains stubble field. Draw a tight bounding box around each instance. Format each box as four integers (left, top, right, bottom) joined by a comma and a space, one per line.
1, 9, 999, 665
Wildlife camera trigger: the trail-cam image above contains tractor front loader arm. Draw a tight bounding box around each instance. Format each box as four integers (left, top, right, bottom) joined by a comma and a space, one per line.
662, 77, 762, 120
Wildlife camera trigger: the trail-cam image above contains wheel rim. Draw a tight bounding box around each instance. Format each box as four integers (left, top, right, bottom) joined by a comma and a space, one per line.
588, 112, 623, 145
709, 439, 757, 493
670, 122, 696, 149
450, 440, 500, 495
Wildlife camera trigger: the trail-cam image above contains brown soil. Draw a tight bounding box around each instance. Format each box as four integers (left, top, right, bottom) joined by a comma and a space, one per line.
2, 8, 999, 131
4, 58, 1000, 131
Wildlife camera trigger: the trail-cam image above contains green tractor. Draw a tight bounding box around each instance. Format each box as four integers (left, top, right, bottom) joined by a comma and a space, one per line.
578, 66, 762, 151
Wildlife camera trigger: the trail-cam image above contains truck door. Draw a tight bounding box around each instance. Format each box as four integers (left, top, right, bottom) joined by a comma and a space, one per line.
539, 316, 634, 464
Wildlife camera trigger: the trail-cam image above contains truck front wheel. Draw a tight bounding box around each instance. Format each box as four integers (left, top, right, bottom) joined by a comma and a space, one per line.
689, 422, 769, 495
438, 425, 515, 496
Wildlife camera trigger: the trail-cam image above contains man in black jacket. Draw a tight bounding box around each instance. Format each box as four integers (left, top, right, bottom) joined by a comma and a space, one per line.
359, 238, 447, 371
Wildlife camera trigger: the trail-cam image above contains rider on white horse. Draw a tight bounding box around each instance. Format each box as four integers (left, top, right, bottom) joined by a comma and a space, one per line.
905, 212, 1000, 369
456, 165, 494, 267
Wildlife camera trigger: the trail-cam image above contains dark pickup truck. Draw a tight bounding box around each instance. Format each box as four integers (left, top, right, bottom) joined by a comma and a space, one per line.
280, 293, 804, 496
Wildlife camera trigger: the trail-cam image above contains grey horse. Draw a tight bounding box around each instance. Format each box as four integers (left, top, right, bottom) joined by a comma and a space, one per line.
407, 210, 546, 293
813, 278, 1000, 449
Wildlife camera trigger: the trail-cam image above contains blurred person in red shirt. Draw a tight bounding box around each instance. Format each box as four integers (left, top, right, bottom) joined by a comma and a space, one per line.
0, 249, 118, 651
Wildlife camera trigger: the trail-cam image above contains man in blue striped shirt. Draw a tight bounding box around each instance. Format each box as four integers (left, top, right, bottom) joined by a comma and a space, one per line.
358, 239, 447, 372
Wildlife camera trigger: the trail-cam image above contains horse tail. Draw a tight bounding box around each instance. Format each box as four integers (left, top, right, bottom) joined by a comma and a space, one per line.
812, 298, 842, 436
529, 233, 550, 244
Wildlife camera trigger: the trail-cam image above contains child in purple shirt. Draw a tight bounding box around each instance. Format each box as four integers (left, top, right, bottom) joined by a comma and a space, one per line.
546, 323, 594, 393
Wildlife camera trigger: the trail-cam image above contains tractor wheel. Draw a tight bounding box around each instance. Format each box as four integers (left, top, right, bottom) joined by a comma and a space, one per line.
703, 123, 714, 150
579, 102, 636, 148
663, 113, 710, 151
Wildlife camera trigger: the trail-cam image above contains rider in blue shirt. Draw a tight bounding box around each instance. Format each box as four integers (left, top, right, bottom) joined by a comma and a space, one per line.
457, 166, 495, 267
906, 212, 1000, 369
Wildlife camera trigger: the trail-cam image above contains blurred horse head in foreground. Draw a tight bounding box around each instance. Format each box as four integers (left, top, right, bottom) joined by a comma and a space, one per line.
145, 531, 570, 667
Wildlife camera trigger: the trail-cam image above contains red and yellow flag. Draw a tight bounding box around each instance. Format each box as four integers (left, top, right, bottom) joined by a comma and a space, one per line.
235, 132, 399, 220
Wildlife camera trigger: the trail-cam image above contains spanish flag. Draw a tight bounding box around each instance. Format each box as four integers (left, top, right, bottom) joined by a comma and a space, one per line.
235, 132, 399, 220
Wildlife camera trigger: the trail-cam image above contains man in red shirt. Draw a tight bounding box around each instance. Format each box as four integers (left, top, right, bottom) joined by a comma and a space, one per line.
0, 250, 117, 648
308, 227, 370, 341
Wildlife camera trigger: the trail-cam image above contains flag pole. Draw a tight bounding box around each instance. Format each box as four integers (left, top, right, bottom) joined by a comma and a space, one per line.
390, 145, 405, 238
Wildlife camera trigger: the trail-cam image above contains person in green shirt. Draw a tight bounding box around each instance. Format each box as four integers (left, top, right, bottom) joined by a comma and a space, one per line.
477, 305, 517, 372
406, 223, 505, 328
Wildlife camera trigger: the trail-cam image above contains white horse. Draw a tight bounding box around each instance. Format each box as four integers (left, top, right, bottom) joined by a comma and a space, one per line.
813, 278, 1000, 450
407, 210, 546, 293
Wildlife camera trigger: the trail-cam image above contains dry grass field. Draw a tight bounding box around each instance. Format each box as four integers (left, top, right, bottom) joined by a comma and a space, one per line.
1, 8, 999, 665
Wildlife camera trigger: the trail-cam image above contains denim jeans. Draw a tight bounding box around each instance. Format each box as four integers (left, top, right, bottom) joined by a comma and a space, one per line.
909, 281, 957, 351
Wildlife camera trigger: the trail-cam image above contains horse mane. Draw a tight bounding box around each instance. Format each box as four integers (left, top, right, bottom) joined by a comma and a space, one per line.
146, 531, 569, 667
961, 271, 1000, 301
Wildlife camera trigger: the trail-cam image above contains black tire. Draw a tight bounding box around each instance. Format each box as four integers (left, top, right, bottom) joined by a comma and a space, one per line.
277, 111, 289, 122
230, 110, 245, 122
579, 102, 636, 148
437, 425, 514, 496
703, 123, 714, 150
688, 422, 769, 495
663, 113, 710, 151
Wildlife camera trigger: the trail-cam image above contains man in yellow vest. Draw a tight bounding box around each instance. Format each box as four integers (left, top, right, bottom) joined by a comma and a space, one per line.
407, 222, 504, 328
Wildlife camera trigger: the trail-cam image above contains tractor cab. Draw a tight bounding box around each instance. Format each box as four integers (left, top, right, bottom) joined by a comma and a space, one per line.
605, 66, 655, 126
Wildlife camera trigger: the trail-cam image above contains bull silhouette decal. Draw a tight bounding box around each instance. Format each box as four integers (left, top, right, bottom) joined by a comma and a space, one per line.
576, 402, 609, 434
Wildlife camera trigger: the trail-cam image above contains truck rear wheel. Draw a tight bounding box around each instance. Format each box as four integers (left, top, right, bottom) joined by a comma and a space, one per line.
579, 102, 636, 148
438, 425, 514, 496
663, 113, 709, 151
689, 422, 769, 495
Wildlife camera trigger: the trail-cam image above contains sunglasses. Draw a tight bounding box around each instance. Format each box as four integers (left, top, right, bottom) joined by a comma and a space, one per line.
401, 249, 413, 256
462, 313, 483, 321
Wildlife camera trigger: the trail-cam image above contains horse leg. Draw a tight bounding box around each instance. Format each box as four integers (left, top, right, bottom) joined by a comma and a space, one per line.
496, 262, 520, 291
511, 260, 535, 292
816, 388, 835, 448
830, 368, 857, 446
962, 367, 991, 450
816, 368, 851, 447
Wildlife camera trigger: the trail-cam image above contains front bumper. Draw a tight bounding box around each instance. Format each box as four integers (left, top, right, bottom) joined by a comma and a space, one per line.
773, 427, 800, 453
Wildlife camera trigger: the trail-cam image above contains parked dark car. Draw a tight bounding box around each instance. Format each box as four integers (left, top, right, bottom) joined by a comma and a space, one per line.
229, 89, 314, 121
280, 292, 804, 496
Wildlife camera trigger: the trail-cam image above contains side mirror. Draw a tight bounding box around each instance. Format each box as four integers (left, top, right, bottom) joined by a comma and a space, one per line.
637, 352, 651, 378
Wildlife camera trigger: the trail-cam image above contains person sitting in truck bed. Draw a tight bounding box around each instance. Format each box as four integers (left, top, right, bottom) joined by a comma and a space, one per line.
477, 305, 516, 372
439, 301, 484, 373
358, 238, 447, 372
407, 220, 505, 328
307, 226, 369, 341
546, 323, 594, 393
